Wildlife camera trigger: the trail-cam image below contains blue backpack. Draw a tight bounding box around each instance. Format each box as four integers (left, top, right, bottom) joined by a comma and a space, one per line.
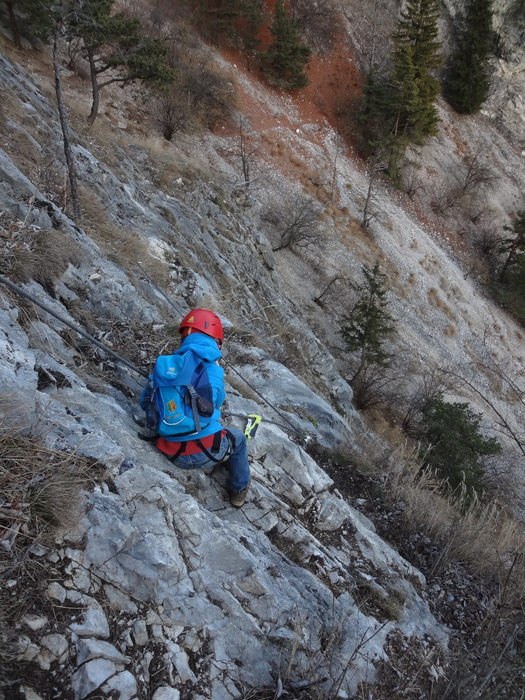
144, 350, 215, 437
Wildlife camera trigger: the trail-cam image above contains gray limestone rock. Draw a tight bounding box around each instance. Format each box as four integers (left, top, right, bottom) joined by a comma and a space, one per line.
46, 582, 67, 605
152, 688, 180, 700
71, 658, 117, 700
103, 670, 138, 700
75, 637, 129, 665
37, 634, 69, 669
131, 619, 149, 646
69, 609, 110, 639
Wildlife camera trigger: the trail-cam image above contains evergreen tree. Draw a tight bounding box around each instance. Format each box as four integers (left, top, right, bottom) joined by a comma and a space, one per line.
443, 0, 494, 114
66, 0, 174, 124
341, 262, 395, 382
264, 0, 310, 90
358, 0, 442, 177
4, 0, 55, 46
420, 397, 501, 502
390, 0, 441, 142
396, 0, 442, 71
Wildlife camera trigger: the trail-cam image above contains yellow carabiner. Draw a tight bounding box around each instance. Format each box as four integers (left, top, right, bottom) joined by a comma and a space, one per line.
244, 413, 262, 439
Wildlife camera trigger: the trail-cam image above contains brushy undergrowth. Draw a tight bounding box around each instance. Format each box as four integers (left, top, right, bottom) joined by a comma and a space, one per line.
0, 422, 94, 686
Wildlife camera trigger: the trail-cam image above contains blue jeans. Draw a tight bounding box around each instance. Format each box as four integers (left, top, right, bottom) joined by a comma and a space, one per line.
171, 427, 250, 492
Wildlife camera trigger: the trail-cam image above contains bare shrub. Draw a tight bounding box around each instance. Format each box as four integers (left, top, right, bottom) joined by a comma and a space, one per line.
290, 0, 339, 52
265, 192, 324, 252
313, 273, 348, 306
400, 160, 426, 198
430, 181, 462, 215
0, 428, 92, 552
473, 217, 506, 267
154, 52, 236, 138
457, 149, 498, 197
430, 151, 497, 218
401, 369, 449, 436
350, 363, 404, 411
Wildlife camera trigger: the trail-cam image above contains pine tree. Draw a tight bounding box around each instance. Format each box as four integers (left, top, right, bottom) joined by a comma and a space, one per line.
342, 262, 395, 382
421, 397, 501, 502
358, 0, 442, 176
4, 0, 55, 46
66, 0, 174, 124
396, 0, 442, 71
391, 0, 441, 142
443, 0, 494, 114
264, 0, 310, 90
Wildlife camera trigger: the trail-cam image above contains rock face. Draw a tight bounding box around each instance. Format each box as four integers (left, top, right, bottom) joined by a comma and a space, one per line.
1, 1, 524, 695
0, 161, 447, 695
0, 50, 450, 699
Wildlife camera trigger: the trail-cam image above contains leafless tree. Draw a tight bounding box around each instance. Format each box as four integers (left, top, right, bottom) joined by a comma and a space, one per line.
458, 148, 498, 196
238, 116, 253, 190
313, 274, 347, 306
362, 163, 385, 228
401, 160, 426, 199
53, 22, 81, 220
270, 194, 324, 252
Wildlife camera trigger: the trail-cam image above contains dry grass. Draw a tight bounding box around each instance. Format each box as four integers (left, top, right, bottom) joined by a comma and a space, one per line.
0, 209, 84, 290
0, 413, 94, 688
384, 443, 525, 579
427, 288, 456, 320
0, 399, 94, 563
11, 227, 83, 288
80, 187, 171, 289
125, 135, 216, 189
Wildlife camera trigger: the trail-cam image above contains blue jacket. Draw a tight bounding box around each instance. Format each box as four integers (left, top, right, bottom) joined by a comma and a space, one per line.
141, 332, 225, 441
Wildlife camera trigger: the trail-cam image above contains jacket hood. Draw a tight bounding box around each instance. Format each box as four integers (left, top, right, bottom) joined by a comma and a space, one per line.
179, 332, 222, 362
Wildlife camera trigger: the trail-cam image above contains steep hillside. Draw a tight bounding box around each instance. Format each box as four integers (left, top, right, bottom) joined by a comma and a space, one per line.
1, 2, 525, 699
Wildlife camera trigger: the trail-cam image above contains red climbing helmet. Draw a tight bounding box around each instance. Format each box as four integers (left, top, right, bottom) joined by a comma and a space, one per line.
179, 309, 224, 344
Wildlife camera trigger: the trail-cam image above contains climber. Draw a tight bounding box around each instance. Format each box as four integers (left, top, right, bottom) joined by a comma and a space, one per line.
141, 308, 251, 508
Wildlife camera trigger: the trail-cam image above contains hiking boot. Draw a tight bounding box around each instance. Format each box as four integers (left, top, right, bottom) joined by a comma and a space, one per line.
230, 484, 250, 508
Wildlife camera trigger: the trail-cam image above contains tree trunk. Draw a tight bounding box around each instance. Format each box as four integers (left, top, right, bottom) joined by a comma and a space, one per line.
7, 2, 22, 49
86, 48, 100, 125
53, 27, 82, 220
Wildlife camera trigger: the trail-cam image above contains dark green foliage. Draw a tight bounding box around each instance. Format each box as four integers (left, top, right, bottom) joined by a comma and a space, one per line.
396, 0, 441, 70
342, 262, 395, 381
389, 0, 441, 142
264, 0, 311, 90
494, 211, 525, 320
420, 397, 501, 502
4, 0, 55, 45
358, 0, 441, 175
66, 0, 174, 123
443, 0, 494, 114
